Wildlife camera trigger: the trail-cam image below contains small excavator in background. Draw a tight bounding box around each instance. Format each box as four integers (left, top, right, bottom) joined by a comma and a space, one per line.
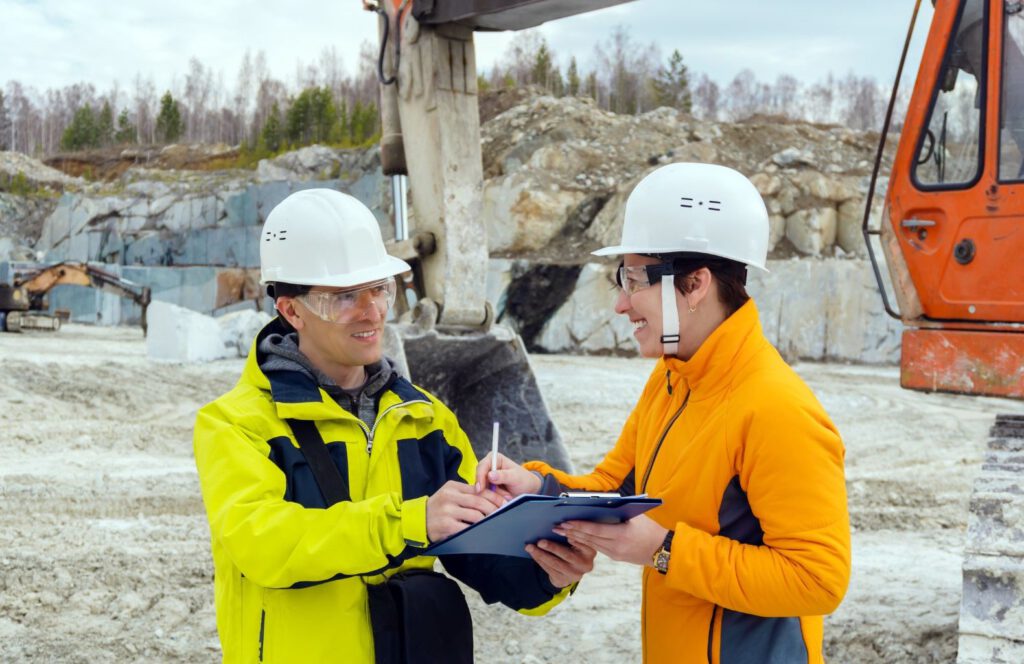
0, 261, 151, 334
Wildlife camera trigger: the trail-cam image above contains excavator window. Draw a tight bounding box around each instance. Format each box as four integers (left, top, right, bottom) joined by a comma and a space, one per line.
999, 3, 1024, 181
914, 0, 988, 189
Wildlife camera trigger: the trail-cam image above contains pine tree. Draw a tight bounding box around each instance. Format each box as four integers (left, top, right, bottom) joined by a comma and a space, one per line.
566, 57, 581, 97
285, 87, 337, 146
650, 50, 693, 113
584, 71, 599, 101
531, 43, 554, 91
60, 105, 100, 151
156, 92, 183, 143
261, 102, 283, 152
114, 109, 136, 144
97, 101, 115, 147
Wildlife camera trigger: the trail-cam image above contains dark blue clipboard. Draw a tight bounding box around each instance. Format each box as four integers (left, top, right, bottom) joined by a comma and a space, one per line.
424, 494, 662, 558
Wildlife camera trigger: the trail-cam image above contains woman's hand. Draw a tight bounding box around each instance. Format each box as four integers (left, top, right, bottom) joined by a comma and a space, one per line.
554, 514, 667, 567
526, 539, 597, 589
474, 452, 542, 498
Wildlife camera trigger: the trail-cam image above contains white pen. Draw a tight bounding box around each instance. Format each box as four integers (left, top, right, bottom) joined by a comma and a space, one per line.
490, 421, 499, 490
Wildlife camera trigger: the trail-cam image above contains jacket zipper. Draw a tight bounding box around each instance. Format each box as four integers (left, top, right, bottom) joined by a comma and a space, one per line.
258, 609, 266, 662
707, 605, 719, 664
639, 389, 691, 492
361, 399, 431, 454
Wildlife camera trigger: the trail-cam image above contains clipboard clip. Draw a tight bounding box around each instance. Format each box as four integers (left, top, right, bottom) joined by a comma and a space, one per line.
559, 491, 623, 498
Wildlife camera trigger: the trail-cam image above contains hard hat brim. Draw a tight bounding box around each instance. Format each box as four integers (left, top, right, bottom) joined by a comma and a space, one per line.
591, 245, 770, 273
261, 255, 412, 287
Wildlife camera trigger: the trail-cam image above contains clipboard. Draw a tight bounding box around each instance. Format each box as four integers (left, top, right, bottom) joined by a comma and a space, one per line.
424, 493, 662, 558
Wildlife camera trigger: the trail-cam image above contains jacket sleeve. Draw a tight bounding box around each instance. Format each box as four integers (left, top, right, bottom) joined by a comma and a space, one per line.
426, 396, 572, 615
524, 402, 640, 494
193, 402, 426, 589
665, 385, 851, 617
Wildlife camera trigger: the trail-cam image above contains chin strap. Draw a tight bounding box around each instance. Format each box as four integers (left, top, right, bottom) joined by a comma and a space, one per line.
660, 274, 679, 356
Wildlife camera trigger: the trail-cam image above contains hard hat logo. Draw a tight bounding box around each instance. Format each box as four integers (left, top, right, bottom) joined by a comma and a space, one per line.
260, 188, 411, 288
593, 162, 770, 273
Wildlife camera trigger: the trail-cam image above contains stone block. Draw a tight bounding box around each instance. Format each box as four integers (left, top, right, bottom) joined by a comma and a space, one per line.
255, 181, 292, 222
146, 301, 229, 363
217, 309, 272, 357
535, 263, 637, 354
785, 207, 838, 256
223, 187, 259, 227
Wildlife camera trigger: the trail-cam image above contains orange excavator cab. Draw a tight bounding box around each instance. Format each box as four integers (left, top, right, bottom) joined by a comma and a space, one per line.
866, 0, 1024, 398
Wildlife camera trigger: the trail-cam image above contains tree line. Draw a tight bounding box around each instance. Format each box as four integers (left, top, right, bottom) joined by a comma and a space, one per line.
0, 27, 898, 160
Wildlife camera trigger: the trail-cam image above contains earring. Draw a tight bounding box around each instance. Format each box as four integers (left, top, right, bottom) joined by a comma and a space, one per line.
687, 300, 697, 314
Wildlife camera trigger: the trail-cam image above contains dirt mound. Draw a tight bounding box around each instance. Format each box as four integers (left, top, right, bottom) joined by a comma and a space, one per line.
44, 144, 240, 182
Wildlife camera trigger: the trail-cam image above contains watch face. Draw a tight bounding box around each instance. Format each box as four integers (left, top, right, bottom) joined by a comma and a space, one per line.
655, 550, 670, 574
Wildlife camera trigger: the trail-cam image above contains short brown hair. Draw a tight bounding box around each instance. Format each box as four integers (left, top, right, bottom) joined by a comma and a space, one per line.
650, 253, 751, 315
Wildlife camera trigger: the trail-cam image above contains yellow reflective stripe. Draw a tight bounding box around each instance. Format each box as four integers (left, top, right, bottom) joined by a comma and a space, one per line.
516, 583, 573, 617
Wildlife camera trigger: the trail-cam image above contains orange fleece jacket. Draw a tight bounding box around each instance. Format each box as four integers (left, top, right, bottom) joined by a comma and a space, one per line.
526, 299, 851, 664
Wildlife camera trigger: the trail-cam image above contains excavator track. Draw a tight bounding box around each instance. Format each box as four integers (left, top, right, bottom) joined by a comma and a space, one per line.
957, 414, 1024, 663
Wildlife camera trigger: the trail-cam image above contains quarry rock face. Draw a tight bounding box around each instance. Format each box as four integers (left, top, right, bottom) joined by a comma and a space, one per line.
511, 258, 901, 364
481, 96, 882, 262
9, 91, 896, 364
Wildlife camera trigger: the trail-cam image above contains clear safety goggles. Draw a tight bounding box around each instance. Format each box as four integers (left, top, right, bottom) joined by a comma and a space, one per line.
615, 262, 677, 295
297, 277, 397, 323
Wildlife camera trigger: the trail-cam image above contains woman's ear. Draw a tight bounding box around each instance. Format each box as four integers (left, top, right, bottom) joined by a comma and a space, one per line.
276, 297, 305, 331
682, 268, 714, 310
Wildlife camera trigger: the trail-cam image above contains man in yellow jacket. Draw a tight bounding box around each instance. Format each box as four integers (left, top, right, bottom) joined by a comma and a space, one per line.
194, 188, 594, 663
478, 163, 851, 663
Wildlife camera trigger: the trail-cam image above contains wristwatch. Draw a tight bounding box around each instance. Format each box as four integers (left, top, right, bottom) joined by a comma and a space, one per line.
652, 530, 674, 574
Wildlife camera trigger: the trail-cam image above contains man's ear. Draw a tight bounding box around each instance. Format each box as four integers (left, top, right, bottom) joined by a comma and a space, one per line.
276, 297, 305, 331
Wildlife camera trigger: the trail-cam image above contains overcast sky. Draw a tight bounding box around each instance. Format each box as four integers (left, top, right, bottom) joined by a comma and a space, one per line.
0, 0, 933, 96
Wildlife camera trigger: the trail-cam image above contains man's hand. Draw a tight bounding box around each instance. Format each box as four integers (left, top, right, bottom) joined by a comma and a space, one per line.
426, 481, 506, 543
554, 514, 667, 567
474, 452, 542, 498
526, 539, 596, 589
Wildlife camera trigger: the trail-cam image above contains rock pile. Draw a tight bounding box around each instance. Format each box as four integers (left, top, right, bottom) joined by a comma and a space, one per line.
480, 95, 888, 262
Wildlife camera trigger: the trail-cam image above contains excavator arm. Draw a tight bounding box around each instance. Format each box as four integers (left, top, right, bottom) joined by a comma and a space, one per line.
365, 0, 633, 468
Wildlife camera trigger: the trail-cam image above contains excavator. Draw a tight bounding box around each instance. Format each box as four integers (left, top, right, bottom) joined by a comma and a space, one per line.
859, 1, 1023, 661
362, 0, 1021, 661
0, 261, 152, 334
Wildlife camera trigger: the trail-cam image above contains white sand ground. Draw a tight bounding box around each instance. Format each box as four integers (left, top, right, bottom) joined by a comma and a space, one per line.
0, 325, 1018, 663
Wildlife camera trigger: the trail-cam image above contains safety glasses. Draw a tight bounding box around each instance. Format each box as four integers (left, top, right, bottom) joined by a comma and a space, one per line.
615, 262, 677, 295
297, 278, 397, 323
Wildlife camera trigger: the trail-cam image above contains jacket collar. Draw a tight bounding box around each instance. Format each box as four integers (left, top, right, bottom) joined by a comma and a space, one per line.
240, 317, 434, 422
662, 298, 766, 400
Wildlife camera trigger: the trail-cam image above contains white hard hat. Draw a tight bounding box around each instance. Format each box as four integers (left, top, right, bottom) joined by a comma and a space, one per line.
595, 163, 769, 357
593, 162, 769, 272
260, 188, 410, 287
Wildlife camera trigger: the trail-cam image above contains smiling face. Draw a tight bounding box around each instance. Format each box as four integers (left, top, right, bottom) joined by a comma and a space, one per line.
277, 282, 391, 388
614, 254, 678, 358
299, 286, 386, 365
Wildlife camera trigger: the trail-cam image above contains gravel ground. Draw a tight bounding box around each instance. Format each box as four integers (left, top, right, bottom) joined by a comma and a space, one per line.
0, 324, 1018, 663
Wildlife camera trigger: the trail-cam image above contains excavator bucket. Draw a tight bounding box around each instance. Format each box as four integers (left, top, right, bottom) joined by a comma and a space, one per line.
396, 323, 572, 471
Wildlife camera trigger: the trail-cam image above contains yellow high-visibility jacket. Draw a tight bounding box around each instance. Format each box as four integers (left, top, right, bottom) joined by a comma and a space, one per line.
526, 299, 851, 664
194, 319, 569, 663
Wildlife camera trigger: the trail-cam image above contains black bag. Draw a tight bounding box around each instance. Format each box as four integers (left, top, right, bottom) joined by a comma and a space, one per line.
366, 569, 474, 664
285, 419, 473, 664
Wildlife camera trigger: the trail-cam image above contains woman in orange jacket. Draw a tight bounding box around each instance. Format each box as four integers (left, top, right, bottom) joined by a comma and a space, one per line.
477, 162, 851, 663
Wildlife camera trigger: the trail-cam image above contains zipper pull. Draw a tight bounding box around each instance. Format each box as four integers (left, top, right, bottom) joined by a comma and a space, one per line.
366, 432, 373, 455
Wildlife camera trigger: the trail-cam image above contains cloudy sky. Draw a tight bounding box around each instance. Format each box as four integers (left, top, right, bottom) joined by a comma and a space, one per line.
1, 0, 933, 95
